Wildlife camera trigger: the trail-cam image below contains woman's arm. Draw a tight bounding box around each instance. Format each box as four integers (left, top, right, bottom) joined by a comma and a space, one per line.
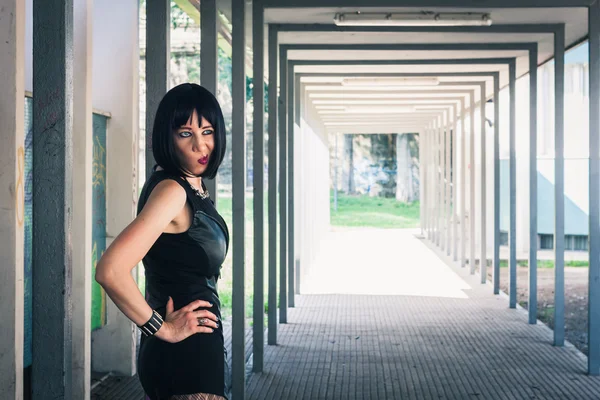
95, 179, 217, 342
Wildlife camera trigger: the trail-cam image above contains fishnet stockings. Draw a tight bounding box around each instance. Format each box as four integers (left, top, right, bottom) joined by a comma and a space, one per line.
169, 394, 226, 400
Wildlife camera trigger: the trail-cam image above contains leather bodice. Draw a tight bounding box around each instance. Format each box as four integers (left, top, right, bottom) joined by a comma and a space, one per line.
137, 170, 229, 314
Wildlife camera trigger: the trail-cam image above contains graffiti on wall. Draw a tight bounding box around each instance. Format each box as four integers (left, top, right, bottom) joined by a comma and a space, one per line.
91, 114, 108, 330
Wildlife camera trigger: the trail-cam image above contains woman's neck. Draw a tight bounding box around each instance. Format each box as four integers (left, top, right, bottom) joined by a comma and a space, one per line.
155, 166, 204, 192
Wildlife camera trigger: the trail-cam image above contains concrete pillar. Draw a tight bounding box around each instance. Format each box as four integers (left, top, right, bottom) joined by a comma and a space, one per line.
288, 64, 295, 308
145, 0, 169, 180
493, 76, 501, 294
231, 0, 247, 396
0, 1, 25, 398
554, 26, 567, 344
469, 93, 476, 274
267, 25, 278, 346
431, 118, 441, 247
294, 77, 302, 295
200, 0, 218, 204
436, 112, 447, 250
461, 96, 468, 268
91, 0, 139, 375
252, 0, 265, 373
279, 49, 288, 324
437, 117, 442, 247
72, 0, 93, 397
509, 58, 518, 309
479, 82, 487, 284
420, 130, 425, 236
447, 107, 453, 256
426, 126, 432, 238
588, 0, 600, 374
528, 45, 539, 323
32, 0, 74, 397
452, 103, 458, 261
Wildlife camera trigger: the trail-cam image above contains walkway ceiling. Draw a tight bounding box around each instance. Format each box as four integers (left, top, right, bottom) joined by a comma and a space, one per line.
213, 1, 590, 134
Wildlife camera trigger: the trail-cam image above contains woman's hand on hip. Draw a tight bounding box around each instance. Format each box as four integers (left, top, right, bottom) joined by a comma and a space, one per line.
155, 297, 219, 343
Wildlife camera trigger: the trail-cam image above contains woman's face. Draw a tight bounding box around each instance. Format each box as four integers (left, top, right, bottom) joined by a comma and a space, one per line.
173, 110, 215, 177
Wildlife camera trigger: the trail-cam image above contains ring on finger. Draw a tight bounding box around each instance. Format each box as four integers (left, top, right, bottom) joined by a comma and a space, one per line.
198, 318, 207, 326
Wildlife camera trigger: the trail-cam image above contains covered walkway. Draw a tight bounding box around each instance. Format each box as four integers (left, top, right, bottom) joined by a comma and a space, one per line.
248, 229, 600, 399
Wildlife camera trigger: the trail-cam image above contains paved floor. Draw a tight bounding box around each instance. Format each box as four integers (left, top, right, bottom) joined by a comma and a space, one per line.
246, 228, 600, 400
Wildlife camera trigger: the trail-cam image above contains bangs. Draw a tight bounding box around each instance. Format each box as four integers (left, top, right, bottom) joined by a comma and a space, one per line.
170, 87, 221, 132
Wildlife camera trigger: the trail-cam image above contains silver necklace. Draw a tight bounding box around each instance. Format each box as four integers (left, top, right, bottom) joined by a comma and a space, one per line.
187, 180, 210, 199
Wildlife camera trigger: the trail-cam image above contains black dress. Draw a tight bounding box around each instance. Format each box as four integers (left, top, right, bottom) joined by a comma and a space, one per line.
136, 170, 231, 399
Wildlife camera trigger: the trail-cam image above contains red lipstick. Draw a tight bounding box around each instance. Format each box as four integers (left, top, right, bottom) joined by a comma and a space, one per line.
198, 156, 208, 165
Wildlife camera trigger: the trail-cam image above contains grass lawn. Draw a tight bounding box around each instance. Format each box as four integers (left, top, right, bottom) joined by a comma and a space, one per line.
331, 193, 420, 229
498, 259, 589, 268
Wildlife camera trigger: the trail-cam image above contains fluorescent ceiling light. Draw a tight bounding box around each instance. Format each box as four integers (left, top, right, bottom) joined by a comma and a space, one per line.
333, 12, 492, 27
341, 77, 440, 87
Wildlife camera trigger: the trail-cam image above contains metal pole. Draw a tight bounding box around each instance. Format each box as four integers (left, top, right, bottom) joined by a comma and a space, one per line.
32, 0, 74, 397
588, 3, 600, 374
528, 45, 539, 323
251, 0, 265, 373
200, 0, 219, 204
509, 58, 517, 309
267, 25, 278, 345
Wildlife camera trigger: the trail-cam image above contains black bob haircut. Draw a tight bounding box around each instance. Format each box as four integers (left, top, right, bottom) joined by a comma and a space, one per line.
152, 83, 226, 180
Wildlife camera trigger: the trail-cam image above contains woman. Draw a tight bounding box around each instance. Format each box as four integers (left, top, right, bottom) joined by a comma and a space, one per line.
95, 83, 231, 400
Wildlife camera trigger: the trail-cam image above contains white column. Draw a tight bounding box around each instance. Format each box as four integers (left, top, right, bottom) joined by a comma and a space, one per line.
461, 96, 468, 268
479, 83, 487, 284
91, 0, 140, 375
469, 92, 476, 274
435, 118, 441, 246
72, 0, 93, 397
0, 1, 25, 398
420, 130, 425, 236
441, 111, 447, 251
446, 106, 453, 256
452, 102, 459, 261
